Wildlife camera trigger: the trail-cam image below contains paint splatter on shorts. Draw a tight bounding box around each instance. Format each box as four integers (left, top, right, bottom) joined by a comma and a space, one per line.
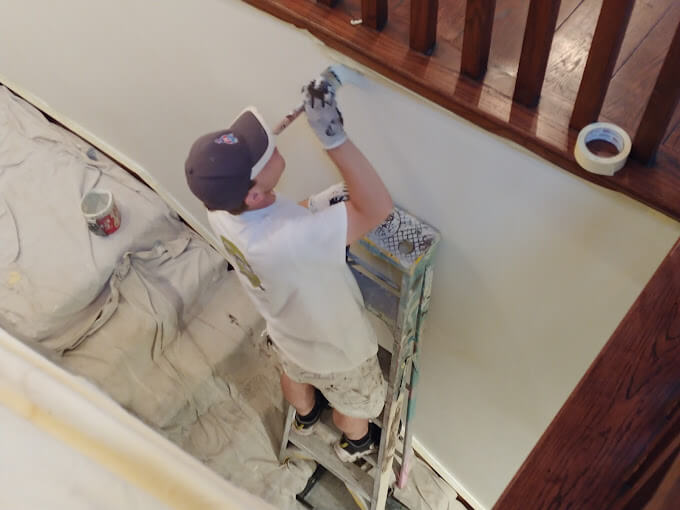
267, 338, 387, 420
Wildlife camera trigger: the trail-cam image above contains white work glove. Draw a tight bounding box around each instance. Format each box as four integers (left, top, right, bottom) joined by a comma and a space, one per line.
301, 76, 347, 150
308, 182, 349, 213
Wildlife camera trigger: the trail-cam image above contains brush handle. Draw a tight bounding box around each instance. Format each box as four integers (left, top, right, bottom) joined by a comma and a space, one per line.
273, 103, 304, 136
273, 64, 359, 136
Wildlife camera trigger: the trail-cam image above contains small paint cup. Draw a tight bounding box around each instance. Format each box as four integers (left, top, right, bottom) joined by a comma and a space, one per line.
81, 189, 121, 236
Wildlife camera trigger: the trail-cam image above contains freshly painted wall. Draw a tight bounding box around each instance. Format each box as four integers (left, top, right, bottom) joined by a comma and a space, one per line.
1, 0, 679, 507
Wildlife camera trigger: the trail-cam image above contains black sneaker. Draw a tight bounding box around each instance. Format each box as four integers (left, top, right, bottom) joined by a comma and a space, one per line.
334, 424, 380, 462
292, 390, 328, 436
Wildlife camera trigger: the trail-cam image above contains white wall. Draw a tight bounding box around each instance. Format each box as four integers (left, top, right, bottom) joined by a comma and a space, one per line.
2, 0, 679, 507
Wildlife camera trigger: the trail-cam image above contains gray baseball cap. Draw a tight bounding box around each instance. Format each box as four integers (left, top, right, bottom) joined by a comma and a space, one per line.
185, 107, 274, 211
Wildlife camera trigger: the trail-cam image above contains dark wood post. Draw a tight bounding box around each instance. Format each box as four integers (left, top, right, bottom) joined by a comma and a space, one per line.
513, 0, 562, 107
570, 0, 635, 130
461, 0, 497, 79
632, 20, 680, 165
361, 0, 388, 31
410, 0, 438, 55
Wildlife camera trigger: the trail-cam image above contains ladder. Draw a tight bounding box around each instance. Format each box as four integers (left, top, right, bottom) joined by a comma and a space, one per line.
279, 205, 440, 510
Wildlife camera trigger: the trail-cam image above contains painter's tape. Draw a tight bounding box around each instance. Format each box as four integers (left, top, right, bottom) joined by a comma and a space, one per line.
574, 122, 631, 176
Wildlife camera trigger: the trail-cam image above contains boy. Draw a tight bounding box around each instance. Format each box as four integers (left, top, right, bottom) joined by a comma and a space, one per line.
184, 75, 392, 461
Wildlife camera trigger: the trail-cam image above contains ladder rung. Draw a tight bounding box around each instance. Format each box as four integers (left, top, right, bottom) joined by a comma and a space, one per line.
288, 413, 375, 500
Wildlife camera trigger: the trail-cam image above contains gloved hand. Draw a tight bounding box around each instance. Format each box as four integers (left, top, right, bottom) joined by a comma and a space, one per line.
302, 76, 347, 150
308, 182, 349, 213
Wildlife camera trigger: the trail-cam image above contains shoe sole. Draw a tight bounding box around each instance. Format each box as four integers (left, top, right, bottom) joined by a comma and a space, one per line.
333, 441, 377, 462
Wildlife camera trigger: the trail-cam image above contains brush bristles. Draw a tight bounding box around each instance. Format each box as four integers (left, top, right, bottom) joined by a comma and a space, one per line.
321, 67, 343, 89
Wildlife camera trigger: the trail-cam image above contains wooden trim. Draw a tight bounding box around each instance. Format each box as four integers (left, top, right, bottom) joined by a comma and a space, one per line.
461, 0, 497, 79
570, 0, 636, 130
513, 0, 561, 107
316, 0, 337, 6
494, 238, 680, 509
632, 20, 680, 165
409, 0, 439, 55
361, 0, 387, 31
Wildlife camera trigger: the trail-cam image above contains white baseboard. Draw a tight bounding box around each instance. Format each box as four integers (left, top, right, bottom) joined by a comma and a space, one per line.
412, 437, 487, 510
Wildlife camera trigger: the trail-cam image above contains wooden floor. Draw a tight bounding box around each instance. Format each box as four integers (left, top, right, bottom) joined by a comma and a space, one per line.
332, 0, 680, 157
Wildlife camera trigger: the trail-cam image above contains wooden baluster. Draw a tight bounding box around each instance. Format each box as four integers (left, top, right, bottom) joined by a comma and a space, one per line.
461, 0, 497, 79
569, 0, 635, 130
632, 21, 680, 165
410, 0, 438, 55
513, 0, 561, 107
362, 0, 388, 31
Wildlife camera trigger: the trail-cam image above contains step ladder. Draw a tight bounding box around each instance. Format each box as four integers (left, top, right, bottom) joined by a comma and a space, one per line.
278, 205, 441, 510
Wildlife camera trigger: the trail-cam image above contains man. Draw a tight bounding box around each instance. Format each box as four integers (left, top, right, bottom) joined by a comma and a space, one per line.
185, 75, 391, 461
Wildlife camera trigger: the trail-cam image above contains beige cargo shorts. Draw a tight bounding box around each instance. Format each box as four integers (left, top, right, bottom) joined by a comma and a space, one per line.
266, 337, 387, 420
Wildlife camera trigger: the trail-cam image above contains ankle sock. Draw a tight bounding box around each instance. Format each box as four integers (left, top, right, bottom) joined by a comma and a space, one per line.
346, 429, 371, 447
296, 400, 321, 424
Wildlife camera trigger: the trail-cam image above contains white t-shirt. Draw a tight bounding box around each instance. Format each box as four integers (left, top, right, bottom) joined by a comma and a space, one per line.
207, 196, 378, 374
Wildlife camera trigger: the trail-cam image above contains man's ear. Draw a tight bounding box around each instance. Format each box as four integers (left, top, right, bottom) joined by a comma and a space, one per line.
244, 187, 262, 208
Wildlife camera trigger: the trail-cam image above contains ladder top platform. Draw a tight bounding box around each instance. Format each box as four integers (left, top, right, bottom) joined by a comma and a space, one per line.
360, 206, 441, 275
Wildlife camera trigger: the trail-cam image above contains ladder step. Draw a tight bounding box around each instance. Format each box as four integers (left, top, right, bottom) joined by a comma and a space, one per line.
288, 412, 376, 501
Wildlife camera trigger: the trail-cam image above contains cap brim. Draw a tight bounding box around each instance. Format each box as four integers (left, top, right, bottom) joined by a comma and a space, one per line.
230, 107, 274, 179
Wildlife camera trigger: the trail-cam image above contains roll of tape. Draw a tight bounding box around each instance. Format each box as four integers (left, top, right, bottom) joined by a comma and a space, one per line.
574, 122, 631, 176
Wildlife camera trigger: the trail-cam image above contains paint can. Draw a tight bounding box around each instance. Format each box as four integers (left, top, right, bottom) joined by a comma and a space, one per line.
81, 189, 121, 236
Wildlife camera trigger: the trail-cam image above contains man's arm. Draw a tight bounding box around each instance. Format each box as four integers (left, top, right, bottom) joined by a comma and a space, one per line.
301, 75, 392, 244
326, 140, 392, 245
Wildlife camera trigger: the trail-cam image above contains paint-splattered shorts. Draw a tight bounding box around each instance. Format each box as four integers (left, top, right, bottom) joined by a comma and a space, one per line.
269, 340, 387, 420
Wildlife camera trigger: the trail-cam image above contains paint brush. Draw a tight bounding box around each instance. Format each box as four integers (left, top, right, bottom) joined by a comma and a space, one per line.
272, 64, 365, 136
